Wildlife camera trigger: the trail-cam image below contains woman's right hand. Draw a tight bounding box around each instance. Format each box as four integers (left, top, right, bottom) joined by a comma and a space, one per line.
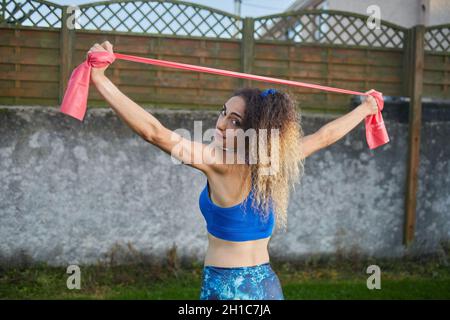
87, 41, 114, 83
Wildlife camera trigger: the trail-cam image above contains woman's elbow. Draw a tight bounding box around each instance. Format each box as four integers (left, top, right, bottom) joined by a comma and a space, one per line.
142, 123, 165, 144
300, 129, 330, 159
318, 128, 332, 148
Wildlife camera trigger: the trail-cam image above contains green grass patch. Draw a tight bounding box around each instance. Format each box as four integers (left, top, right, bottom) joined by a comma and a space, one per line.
1, 258, 449, 300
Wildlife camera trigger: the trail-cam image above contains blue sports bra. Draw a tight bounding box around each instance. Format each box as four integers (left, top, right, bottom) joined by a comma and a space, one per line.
198, 180, 275, 242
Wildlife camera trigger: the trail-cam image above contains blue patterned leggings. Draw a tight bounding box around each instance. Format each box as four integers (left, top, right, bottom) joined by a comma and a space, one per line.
199, 262, 284, 300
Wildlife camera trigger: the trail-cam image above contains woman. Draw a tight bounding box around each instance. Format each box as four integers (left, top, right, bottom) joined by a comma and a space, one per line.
87, 41, 379, 300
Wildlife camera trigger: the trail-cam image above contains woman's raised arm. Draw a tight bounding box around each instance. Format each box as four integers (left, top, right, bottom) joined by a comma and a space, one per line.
299, 91, 378, 159
90, 41, 227, 176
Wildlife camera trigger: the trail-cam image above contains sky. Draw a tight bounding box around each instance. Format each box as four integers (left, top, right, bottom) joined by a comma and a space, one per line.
54, 0, 297, 17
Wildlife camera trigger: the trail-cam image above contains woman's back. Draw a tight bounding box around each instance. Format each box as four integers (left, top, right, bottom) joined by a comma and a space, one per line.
201, 165, 273, 268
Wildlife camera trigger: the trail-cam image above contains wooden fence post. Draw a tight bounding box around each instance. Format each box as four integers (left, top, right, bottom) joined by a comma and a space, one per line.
241, 17, 254, 88
59, 5, 75, 105
1, 0, 5, 23
403, 25, 425, 246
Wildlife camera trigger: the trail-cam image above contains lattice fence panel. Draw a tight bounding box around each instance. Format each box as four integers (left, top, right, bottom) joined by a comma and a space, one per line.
254, 11, 405, 49
77, 0, 242, 39
1, 0, 62, 28
425, 25, 450, 53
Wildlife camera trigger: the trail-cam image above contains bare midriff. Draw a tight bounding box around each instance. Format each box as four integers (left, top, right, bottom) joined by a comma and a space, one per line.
204, 232, 271, 268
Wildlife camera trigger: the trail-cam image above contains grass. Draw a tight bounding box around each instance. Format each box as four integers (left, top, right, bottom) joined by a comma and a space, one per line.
1, 243, 449, 300
1, 262, 449, 300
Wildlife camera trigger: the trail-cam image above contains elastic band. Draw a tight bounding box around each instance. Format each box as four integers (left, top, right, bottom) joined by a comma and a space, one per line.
114, 53, 366, 96
59, 50, 390, 149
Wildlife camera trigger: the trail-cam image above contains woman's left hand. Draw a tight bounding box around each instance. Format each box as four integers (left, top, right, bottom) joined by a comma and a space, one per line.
87, 41, 114, 81
360, 89, 378, 116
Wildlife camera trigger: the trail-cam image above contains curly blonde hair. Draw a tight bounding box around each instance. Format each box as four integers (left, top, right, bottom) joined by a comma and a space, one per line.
232, 87, 306, 232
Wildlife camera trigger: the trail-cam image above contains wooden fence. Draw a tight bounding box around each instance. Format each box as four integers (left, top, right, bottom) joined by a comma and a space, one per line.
1, 0, 449, 246
1, 0, 448, 111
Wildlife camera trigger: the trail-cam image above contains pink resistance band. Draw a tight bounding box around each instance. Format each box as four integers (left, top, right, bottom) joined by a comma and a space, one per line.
60, 51, 389, 150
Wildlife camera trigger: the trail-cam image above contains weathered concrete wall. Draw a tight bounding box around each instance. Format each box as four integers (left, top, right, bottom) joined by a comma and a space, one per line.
0, 102, 449, 266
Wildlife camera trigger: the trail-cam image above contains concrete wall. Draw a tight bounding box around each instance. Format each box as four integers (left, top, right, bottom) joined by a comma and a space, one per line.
0, 102, 449, 266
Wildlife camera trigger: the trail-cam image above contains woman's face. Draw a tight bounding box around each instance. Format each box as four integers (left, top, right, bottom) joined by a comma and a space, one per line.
214, 95, 246, 150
